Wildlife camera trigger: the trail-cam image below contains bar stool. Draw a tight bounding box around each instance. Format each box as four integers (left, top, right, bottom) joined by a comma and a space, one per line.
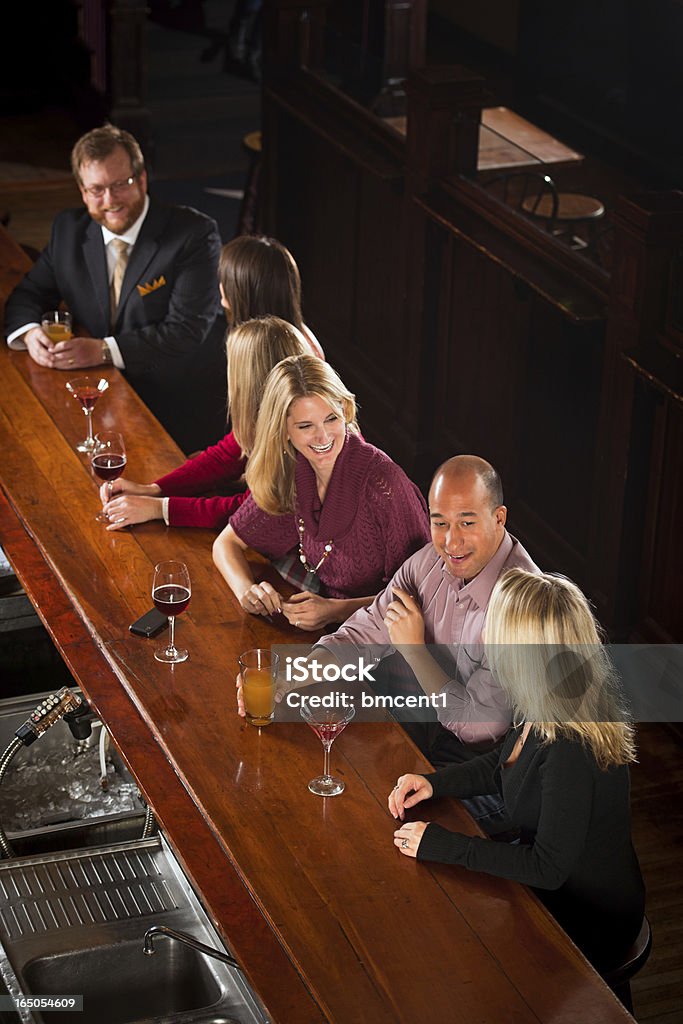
603, 916, 652, 1014
521, 190, 605, 250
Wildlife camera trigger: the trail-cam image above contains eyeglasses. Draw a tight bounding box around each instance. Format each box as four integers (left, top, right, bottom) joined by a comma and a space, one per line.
81, 176, 137, 199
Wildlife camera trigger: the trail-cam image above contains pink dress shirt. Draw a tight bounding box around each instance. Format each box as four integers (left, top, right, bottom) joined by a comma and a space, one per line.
317, 532, 539, 744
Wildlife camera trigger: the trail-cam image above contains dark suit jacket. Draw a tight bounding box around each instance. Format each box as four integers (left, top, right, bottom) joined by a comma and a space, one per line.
4, 198, 228, 453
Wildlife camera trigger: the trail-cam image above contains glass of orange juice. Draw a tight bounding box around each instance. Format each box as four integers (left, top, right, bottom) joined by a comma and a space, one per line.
238, 648, 279, 727
41, 310, 72, 345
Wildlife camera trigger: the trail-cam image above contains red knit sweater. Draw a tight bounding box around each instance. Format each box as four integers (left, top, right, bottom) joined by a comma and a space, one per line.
154, 431, 248, 529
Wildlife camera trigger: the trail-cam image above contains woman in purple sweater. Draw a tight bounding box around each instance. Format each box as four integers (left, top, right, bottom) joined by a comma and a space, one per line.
102, 317, 307, 529
212, 355, 431, 630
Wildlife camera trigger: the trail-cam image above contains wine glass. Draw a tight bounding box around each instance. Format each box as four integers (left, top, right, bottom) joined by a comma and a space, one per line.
300, 702, 356, 796
41, 310, 72, 346
66, 376, 110, 453
91, 431, 126, 522
152, 560, 191, 664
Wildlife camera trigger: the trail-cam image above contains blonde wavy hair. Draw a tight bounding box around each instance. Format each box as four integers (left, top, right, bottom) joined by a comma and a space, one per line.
226, 317, 308, 456
485, 569, 636, 769
246, 355, 360, 515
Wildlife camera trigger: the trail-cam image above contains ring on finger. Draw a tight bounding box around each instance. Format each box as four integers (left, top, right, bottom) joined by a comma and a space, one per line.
401, 838, 409, 849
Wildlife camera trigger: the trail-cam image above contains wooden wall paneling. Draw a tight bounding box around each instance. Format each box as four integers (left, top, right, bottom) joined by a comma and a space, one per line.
262, 71, 413, 459
511, 302, 606, 585
271, 111, 360, 359
431, 237, 530, 467
348, 171, 408, 449
407, 178, 609, 583
633, 386, 683, 643
590, 192, 683, 638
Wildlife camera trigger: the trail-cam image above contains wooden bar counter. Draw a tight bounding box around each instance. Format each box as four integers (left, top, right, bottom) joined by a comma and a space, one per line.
0, 267, 632, 1020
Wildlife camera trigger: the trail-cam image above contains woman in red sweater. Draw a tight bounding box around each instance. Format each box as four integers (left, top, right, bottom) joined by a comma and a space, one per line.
102, 316, 307, 529
102, 233, 321, 530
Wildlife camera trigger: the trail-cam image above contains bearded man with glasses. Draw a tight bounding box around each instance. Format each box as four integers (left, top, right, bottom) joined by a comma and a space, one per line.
4, 124, 227, 452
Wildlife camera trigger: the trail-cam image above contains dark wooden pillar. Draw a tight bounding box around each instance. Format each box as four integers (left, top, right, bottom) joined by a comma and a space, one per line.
590, 191, 683, 639
405, 66, 489, 192
399, 67, 489, 475
108, 0, 152, 152
384, 0, 427, 83
78, 0, 108, 95
263, 0, 329, 75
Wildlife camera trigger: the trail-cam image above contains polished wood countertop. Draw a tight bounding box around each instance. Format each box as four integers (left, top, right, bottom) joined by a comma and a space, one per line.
0, 227, 631, 1022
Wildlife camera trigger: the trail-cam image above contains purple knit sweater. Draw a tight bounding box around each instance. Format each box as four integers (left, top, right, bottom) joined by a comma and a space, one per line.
230, 433, 430, 599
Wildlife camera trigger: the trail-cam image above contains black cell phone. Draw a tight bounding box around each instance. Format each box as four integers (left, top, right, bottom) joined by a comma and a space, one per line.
129, 608, 168, 638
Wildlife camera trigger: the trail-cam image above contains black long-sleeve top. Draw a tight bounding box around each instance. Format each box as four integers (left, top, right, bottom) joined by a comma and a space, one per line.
418, 726, 645, 971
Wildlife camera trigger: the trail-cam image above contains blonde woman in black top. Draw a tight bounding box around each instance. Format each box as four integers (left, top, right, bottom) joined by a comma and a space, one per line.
389, 568, 645, 973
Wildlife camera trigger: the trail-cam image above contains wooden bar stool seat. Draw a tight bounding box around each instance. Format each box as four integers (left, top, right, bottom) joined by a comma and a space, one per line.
522, 191, 605, 249
602, 916, 652, 1014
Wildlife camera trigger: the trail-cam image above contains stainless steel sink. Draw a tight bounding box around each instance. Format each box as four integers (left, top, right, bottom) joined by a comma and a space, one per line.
24, 940, 225, 1023
0, 837, 269, 1024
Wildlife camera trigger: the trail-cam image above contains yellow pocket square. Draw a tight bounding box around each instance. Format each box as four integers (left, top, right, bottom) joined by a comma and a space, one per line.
137, 275, 167, 297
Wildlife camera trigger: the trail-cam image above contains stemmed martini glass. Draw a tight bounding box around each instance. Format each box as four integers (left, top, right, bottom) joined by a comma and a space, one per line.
66, 376, 110, 453
300, 702, 356, 796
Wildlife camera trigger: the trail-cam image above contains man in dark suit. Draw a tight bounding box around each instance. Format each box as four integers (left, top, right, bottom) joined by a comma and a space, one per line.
4, 124, 227, 453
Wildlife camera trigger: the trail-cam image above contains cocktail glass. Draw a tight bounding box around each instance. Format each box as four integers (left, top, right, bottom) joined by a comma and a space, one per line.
152, 560, 191, 664
66, 376, 110, 453
91, 431, 126, 522
300, 702, 356, 796
238, 648, 280, 727
41, 310, 72, 345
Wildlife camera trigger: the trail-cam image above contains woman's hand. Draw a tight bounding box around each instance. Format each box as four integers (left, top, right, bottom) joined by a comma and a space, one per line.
240, 581, 283, 617
281, 592, 337, 630
388, 773, 433, 821
99, 478, 161, 504
393, 821, 429, 858
383, 587, 425, 646
104, 494, 165, 531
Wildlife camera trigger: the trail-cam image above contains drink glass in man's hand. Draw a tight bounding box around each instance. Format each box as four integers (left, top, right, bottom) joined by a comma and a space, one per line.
41, 310, 72, 346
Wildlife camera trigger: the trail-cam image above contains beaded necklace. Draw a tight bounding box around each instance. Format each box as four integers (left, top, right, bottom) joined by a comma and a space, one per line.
297, 517, 334, 576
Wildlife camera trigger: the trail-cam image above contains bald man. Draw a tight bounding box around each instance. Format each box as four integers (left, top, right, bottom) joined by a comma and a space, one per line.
316, 456, 539, 772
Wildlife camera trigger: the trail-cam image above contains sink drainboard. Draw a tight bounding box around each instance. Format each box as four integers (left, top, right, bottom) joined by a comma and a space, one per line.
0, 844, 178, 941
